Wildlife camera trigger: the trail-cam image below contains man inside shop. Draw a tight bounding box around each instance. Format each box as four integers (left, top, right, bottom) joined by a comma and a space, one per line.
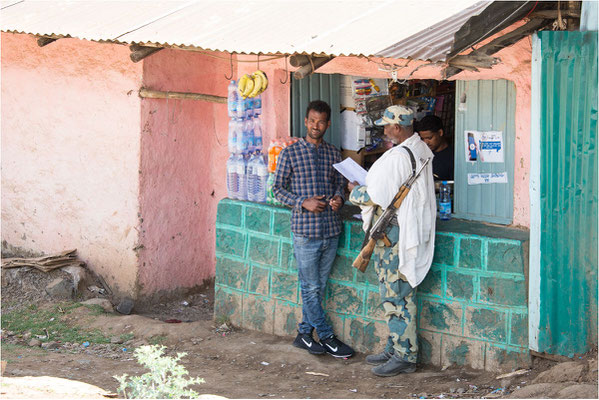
272, 100, 354, 359
417, 115, 454, 181
348, 105, 436, 376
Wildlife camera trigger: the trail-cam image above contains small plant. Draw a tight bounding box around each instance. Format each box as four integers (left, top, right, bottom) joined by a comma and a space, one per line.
214, 315, 231, 326
114, 345, 204, 399
148, 335, 167, 345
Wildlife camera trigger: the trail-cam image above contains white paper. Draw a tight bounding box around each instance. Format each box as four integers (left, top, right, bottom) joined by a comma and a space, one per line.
340, 110, 365, 151
333, 157, 367, 185
478, 131, 504, 163
464, 130, 504, 163
467, 172, 508, 185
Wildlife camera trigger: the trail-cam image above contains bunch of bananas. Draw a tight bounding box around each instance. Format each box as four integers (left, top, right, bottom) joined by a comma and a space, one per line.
238, 70, 269, 99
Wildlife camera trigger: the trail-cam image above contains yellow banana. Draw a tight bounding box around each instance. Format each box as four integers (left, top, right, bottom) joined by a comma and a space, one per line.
240, 74, 254, 98
238, 74, 249, 96
249, 72, 263, 98
255, 70, 268, 93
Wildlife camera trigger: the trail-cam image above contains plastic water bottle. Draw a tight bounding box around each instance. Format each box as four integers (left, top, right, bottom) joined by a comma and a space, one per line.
235, 118, 245, 154
237, 154, 248, 200
439, 181, 452, 220
228, 118, 238, 154
253, 117, 263, 152
246, 97, 255, 119
226, 154, 238, 199
243, 118, 254, 154
235, 95, 245, 119
254, 94, 262, 116
246, 153, 257, 202
227, 80, 238, 119
255, 155, 269, 203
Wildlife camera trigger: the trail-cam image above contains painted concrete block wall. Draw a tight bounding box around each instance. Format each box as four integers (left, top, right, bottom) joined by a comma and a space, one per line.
215, 199, 530, 371
1, 33, 143, 295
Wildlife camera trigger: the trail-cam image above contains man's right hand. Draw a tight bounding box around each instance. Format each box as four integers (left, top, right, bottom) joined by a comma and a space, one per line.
302, 195, 327, 213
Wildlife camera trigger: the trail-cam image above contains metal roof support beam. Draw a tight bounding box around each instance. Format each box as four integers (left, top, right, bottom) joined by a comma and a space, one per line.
130, 43, 163, 63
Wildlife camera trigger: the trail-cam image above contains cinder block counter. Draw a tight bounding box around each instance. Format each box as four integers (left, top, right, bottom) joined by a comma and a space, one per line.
215, 198, 530, 371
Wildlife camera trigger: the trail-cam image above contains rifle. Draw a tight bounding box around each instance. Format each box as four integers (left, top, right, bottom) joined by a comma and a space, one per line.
352, 157, 431, 272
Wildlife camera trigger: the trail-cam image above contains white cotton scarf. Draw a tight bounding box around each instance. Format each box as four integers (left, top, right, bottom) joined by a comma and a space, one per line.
361, 133, 437, 287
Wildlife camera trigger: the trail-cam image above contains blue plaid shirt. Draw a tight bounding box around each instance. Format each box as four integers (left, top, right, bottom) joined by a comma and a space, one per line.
273, 138, 345, 238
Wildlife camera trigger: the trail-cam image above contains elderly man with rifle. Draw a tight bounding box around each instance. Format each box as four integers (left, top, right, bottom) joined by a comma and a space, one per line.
348, 105, 436, 377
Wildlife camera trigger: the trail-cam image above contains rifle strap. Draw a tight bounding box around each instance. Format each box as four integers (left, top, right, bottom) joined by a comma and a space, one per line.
402, 146, 417, 176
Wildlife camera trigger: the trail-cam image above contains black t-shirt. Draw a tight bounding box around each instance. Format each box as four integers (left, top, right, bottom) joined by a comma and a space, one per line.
433, 145, 454, 181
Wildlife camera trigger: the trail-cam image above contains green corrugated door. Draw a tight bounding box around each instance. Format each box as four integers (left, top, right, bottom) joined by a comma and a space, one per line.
290, 73, 341, 148
535, 31, 598, 356
454, 80, 516, 224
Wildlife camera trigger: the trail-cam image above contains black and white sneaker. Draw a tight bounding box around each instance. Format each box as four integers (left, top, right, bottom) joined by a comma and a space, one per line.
293, 332, 326, 355
320, 335, 354, 358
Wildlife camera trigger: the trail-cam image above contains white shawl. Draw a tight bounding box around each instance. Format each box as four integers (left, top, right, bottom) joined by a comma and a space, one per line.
361, 133, 436, 287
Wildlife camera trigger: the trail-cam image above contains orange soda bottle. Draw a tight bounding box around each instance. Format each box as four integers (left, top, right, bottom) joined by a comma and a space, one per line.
268, 140, 283, 173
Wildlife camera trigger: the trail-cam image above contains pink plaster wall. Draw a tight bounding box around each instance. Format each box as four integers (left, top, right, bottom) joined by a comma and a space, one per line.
137, 49, 232, 295
1, 33, 143, 294
237, 58, 292, 148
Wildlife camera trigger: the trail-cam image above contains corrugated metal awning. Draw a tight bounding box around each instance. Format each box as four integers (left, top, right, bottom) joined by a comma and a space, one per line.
1, 0, 492, 61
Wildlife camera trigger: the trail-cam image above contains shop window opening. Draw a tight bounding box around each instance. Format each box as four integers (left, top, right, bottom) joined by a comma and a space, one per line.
289, 74, 515, 225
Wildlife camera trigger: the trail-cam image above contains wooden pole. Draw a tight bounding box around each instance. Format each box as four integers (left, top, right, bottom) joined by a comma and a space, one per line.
138, 88, 227, 104
289, 54, 311, 67
293, 56, 334, 80
130, 44, 164, 63
37, 37, 58, 47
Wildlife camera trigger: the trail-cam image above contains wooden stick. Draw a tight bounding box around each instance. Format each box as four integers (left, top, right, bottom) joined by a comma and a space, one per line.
130, 45, 163, 63
139, 88, 227, 104
448, 54, 500, 70
37, 37, 58, 47
289, 54, 311, 67
293, 56, 334, 79
530, 350, 572, 363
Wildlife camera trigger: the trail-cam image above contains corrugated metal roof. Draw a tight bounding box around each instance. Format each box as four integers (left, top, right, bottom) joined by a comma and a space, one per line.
377, 1, 490, 60
0, 0, 491, 61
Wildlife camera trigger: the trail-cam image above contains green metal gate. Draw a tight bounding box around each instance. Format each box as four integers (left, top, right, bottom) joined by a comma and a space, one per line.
290, 73, 341, 148
531, 31, 598, 356
454, 80, 516, 224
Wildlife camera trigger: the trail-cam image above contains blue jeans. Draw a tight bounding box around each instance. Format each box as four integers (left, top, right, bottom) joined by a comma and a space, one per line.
293, 234, 339, 340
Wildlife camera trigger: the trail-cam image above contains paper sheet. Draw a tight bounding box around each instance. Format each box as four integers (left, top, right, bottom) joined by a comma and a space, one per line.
333, 158, 367, 185
464, 130, 504, 163
467, 172, 508, 185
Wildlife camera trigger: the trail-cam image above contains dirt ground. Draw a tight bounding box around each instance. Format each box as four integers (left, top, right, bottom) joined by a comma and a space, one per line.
1, 265, 597, 399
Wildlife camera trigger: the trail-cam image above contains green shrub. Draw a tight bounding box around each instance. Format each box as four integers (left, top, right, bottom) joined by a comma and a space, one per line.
114, 345, 204, 399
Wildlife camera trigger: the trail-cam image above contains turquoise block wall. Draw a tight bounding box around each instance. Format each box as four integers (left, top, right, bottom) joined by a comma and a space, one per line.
215, 199, 530, 371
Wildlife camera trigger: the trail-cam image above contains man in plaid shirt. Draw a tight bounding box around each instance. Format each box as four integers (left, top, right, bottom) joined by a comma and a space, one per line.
273, 100, 354, 358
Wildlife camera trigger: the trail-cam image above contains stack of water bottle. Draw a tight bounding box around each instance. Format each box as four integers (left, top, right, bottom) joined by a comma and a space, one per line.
226, 80, 268, 202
